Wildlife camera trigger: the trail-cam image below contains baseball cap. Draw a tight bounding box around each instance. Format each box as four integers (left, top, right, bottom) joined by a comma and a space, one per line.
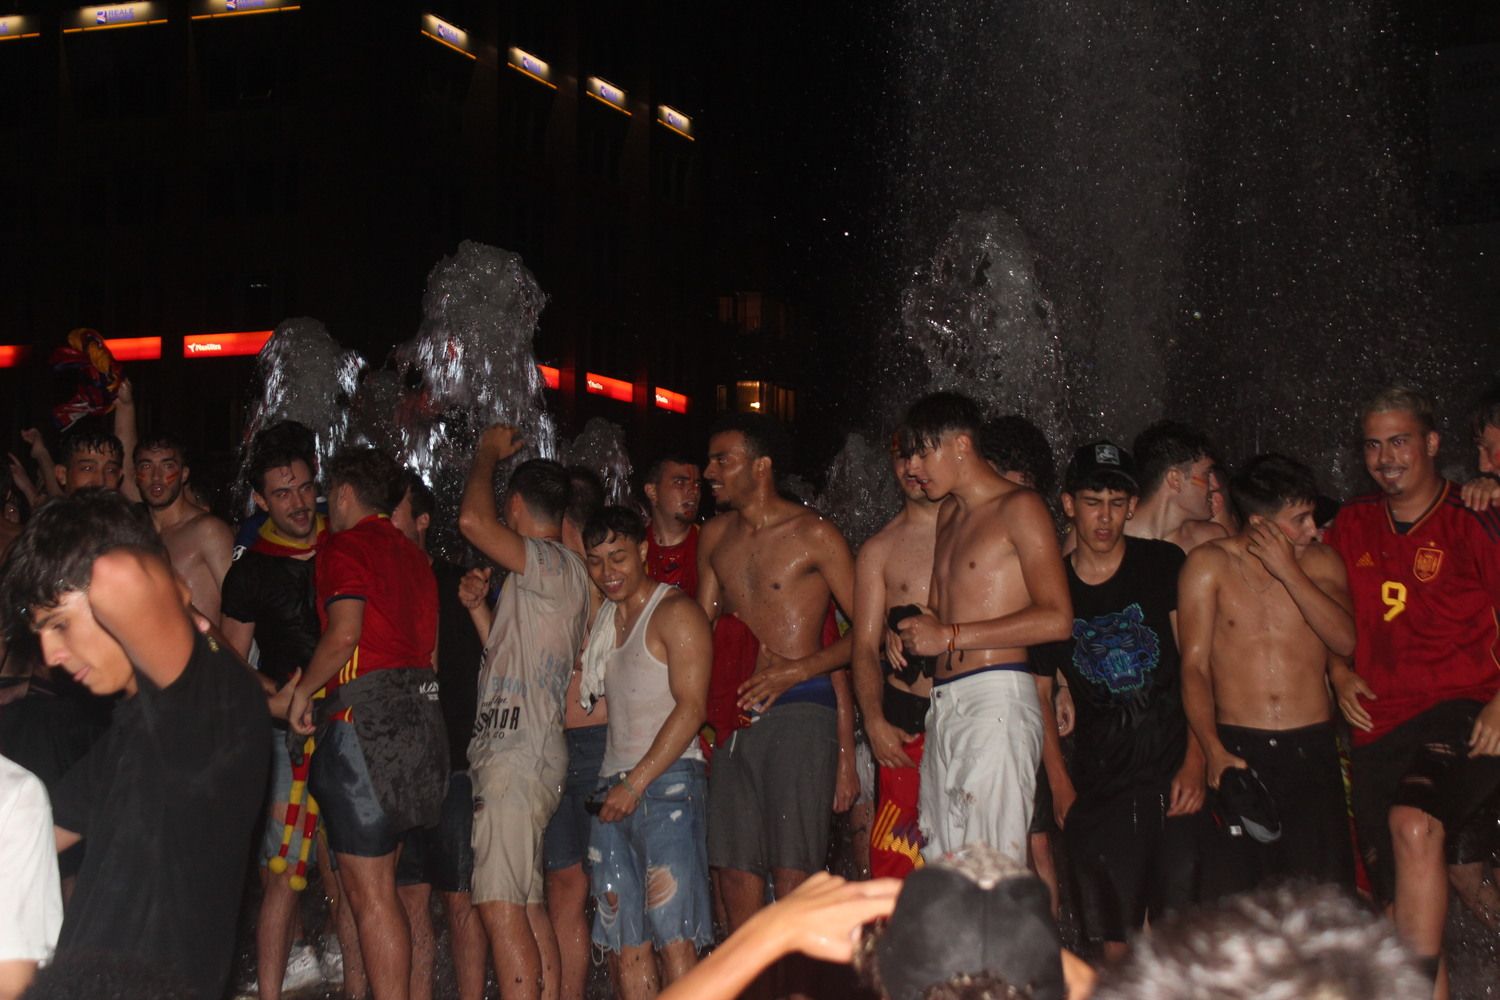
873, 848, 1065, 1000
1215, 766, 1282, 844
1064, 440, 1138, 494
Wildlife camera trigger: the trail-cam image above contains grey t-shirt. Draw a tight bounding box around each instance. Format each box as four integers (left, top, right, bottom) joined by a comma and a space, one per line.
468, 537, 591, 771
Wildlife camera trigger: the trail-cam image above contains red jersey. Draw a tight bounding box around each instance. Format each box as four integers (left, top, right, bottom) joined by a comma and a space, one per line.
647, 523, 699, 598
1324, 482, 1500, 745
315, 515, 438, 695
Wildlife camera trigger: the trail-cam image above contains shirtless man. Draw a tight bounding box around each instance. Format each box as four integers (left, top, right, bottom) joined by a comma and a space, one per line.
852, 438, 939, 878
1128, 420, 1229, 553
135, 434, 233, 625
894, 393, 1072, 863
697, 413, 858, 955
1180, 453, 1357, 894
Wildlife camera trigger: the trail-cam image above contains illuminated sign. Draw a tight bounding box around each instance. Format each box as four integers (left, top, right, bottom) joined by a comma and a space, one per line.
507, 47, 555, 89
103, 336, 162, 361
585, 77, 630, 116
421, 13, 475, 59
0, 346, 31, 368
585, 372, 633, 404
654, 387, 688, 414
0, 16, 40, 41
182, 330, 273, 358
657, 105, 694, 140
191, 0, 301, 20
537, 364, 560, 390
63, 3, 167, 33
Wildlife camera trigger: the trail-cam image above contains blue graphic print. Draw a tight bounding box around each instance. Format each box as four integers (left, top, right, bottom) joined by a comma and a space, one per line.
1070, 602, 1161, 694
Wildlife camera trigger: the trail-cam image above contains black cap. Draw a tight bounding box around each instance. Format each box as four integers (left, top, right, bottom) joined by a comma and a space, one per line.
874, 861, 1065, 1000
1064, 440, 1138, 494
1215, 766, 1282, 844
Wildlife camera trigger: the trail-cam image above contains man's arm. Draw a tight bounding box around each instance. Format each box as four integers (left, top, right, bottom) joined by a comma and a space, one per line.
830, 668, 859, 813
696, 515, 728, 622
1177, 548, 1244, 787
851, 533, 916, 769
1247, 527, 1355, 657
457, 567, 494, 643
1034, 672, 1075, 827
456, 425, 528, 574
114, 378, 140, 502
87, 548, 197, 690
194, 516, 236, 626
1166, 608, 1205, 816
598, 596, 711, 822
287, 599, 364, 734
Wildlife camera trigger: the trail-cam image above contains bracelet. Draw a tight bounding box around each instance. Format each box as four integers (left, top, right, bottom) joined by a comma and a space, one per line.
621, 777, 641, 800
947, 623, 959, 653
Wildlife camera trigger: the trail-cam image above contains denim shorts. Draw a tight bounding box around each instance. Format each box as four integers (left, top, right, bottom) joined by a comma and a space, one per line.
261, 730, 319, 868
309, 719, 401, 858
589, 758, 713, 953
542, 724, 609, 873
396, 772, 475, 893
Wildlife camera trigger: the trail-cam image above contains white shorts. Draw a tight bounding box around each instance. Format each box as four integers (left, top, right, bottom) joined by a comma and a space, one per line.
919, 666, 1042, 863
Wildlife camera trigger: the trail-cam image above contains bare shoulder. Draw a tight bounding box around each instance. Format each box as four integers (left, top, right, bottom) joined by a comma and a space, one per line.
183, 510, 233, 546
1182, 519, 1229, 548
1301, 540, 1346, 574
856, 517, 898, 569
1184, 536, 1232, 574
700, 511, 735, 548
655, 586, 710, 633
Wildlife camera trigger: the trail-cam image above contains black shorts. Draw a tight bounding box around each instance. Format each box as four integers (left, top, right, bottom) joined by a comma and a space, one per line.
310, 719, 403, 857
1204, 721, 1355, 897
1350, 700, 1500, 902
881, 680, 929, 735
1063, 786, 1204, 943
1029, 765, 1056, 836
396, 772, 475, 893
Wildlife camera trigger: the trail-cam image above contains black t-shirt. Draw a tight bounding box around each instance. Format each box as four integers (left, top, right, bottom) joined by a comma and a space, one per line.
434, 559, 484, 770
51, 631, 270, 1000
220, 548, 320, 687
1034, 537, 1188, 808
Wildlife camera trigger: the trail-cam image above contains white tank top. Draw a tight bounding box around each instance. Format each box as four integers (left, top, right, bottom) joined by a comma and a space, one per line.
599, 583, 704, 776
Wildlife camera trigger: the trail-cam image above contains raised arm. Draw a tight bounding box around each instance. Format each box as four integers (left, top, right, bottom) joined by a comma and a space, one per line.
115, 378, 141, 503
87, 548, 197, 690
1177, 547, 1243, 787
1247, 527, 1355, 657
456, 425, 528, 574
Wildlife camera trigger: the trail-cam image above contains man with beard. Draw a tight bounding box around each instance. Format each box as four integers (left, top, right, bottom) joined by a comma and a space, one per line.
134, 434, 233, 625
642, 454, 702, 596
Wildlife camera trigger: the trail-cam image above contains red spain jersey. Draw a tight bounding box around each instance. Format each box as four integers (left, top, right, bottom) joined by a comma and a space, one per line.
315, 514, 438, 696
1324, 481, 1500, 746
647, 523, 699, 598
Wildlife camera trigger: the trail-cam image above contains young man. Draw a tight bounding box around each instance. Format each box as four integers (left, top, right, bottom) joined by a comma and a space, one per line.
134, 434, 234, 625
1032, 442, 1205, 958
894, 393, 1072, 863
1178, 453, 1357, 895
642, 454, 702, 595
458, 427, 592, 1000
2, 489, 268, 1000
852, 437, 939, 878
0, 753, 62, 1000
220, 422, 361, 1000
1127, 420, 1228, 552
286, 446, 446, 1000
1324, 388, 1500, 998
698, 413, 859, 952
580, 506, 713, 998
389, 472, 490, 1000
50, 420, 125, 495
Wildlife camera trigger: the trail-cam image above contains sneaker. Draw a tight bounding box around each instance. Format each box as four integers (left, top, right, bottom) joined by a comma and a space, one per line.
282, 944, 325, 993
319, 936, 344, 986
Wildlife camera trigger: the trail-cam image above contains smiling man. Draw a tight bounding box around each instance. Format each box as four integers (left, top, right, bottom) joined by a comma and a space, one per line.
1, 488, 268, 1000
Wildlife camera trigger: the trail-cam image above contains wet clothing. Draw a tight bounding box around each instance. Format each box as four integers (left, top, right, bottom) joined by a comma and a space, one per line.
596, 584, 703, 776
433, 559, 484, 771
51, 632, 269, 1000
1207, 722, 1356, 895
472, 756, 566, 905
881, 673, 930, 735
871, 732, 926, 879
1324, 484, 1500, 746
543, 723, 609, 873
221, 548, 319, 688
0, 754, 61, 967
706, 614, 761, 751
647, 524, 699, 597
397, 772, 476, 893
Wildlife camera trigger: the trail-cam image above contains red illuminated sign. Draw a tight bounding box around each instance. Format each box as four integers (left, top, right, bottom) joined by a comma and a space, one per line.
585, 372, 633, 403
183, 330, 273, 358
0, 345, 30, 368
104, 336, 162, 361
537, 365, 560, 390
653, 387, 688, 414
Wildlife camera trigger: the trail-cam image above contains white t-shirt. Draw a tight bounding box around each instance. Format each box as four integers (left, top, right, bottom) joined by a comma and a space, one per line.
468, 537, 592, 772
0, 753, 62, 964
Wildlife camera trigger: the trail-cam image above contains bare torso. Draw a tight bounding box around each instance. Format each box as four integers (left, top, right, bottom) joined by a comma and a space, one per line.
929, 485, 1036, 678
1203, 536, 1334, 730
869, 508, 935, 697
157, 508, 233, 625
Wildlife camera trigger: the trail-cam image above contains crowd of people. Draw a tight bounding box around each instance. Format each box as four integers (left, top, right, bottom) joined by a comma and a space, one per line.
1, 377, 1499, 1000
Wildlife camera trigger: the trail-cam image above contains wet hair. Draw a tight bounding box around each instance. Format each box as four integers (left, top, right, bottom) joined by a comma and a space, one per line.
1362, 386, 1436, 436
57, 418, 124, 466
1469, 385, 1500, 441
899, 392, 984, 457
505, 458, 572, 525
921, 975, 1035, 1000
1132, 420, 1218, 497
643, 451, 700, 487
566, 464, 606, 529
0, 488, 164, 640
246, 421, 319, 494
400, 469, 435, 520
133, 432, 188, 464
710, 411, 790, 472
22, 949, 196, 1000
980, 414, 1057, 497
323, 446, 404, 515
1090, 882, 1429, 1000
583, 505, 647, 551
1230, 453, 1319, 523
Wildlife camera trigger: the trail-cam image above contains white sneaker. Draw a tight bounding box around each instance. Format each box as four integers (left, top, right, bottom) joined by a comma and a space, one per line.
319, 936, 344, 986
282, 944, 325, 993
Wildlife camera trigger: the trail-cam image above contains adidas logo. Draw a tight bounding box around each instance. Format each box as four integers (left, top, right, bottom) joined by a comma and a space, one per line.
1356, 553, 1375, 568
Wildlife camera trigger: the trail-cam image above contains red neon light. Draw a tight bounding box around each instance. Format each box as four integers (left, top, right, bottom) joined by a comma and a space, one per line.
653, 387, 689, 414
0, 345, 29, 368
537, 364, 560, 390
104, 337, 162, 361
584, 372, 633, 403
182, 330, 273, 359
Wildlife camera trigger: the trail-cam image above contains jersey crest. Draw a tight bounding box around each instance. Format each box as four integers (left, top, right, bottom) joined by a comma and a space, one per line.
1071, 602, 1161, 695
1413, 546, 1443, 582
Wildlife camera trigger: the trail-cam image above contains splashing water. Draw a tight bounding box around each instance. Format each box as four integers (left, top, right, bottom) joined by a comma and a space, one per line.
816, 432, 902, 551
562, 418, 635, 507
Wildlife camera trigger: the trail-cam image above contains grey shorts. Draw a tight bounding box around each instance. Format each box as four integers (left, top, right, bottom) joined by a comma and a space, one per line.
707, 702, 837, 877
